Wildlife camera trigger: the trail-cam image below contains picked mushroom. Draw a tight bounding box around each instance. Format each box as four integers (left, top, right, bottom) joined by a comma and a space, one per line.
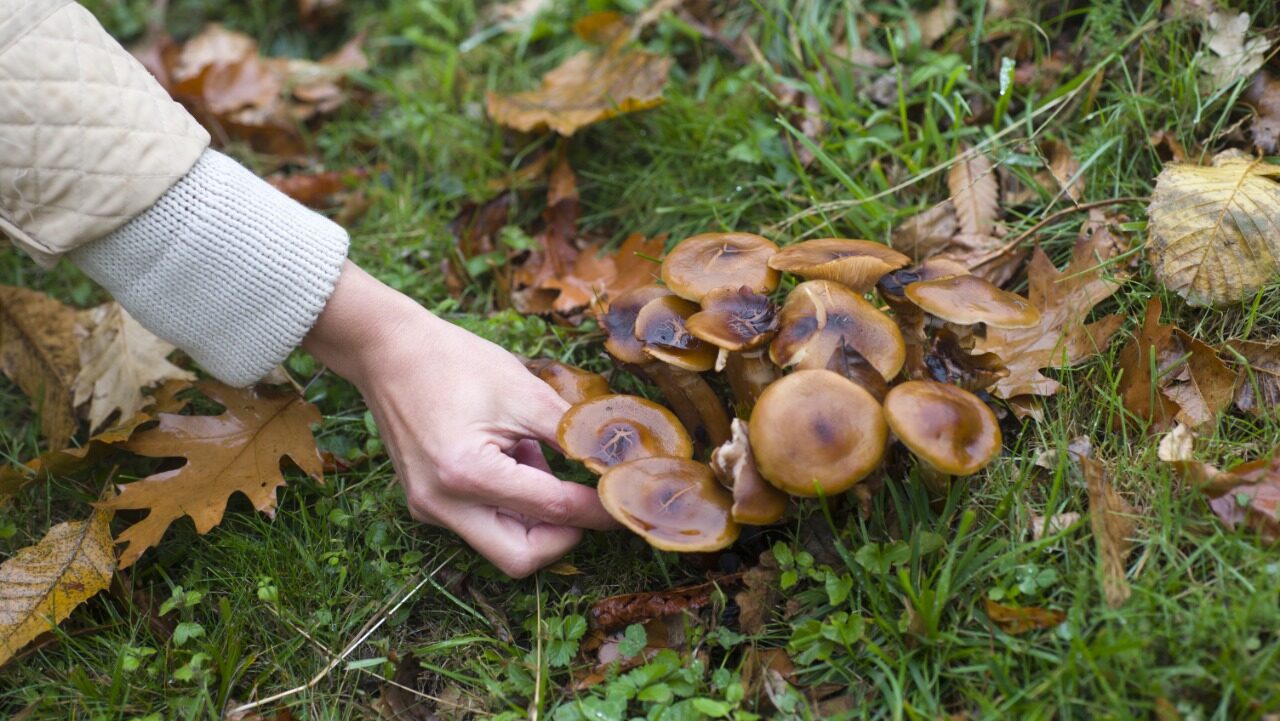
883, 380, 1001, 486
557, 394, 693, 474
905, 275, 1040, 329
770, 280, 906, 382
711, 418, 788, 525
598, 456, 740, 552
599, 284, 673, 365
748, 369, 888, 497
661, 232, 780, 302
768, 238, 911, 292
634, 295, 717, 372
524, 358, 610, 405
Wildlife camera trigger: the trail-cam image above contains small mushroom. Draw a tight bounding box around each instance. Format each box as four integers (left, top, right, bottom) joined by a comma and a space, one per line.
634, 295, 717, 372
825, 339, 889, 403
599, 284, 674, 365
748, 369, 888, 497
557, 394, 693, 474
883, 381, 1001, 489
724, 348, 779, 413
645, 363, 732, 448
770, 280, 906, 381
685, 286, 779, 352
905, 275, 1040, 329
711, 418, 788, 525
524, 358, 610, 405
768, 238, 911, 292
661, 232, 780, 302
598, 457, 740, 552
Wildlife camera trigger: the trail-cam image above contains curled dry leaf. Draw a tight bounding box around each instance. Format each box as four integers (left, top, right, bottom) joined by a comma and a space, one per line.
1159, 430, 1280, 543
98, 381, 324, 569
1227, 339, 1280, 417
983, 598, 1066, 635
1148, 155, 1280, 306
1199, 9, 1268, 88
0, 286, 82, 450
1079, 455, 1137, 609
1243, 71, 1280, 153
485, 43, 671, 136
0, 507, 114, 666
1028, 512, 1082, 541
73, 303, 195, 434
587, 574, 743, 632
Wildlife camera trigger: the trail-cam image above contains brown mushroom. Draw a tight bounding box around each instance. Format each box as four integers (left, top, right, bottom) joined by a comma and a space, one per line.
557, 394, 693, 474
598, 457, 740, 552
724, 348, 779, 413
770, 280, 906, 381
883, 380, 1001, 488
825, 339, 889, 403
905, 275, 1040, 329
685, 286, 779, 352
711, 419, 788, 525
748, 369, 887, 497
661, 232, 780, 302
524, 358, 610, 405
645, 363, 732, 448
634, 295, 717, 372
768, 238, 911, 292
599, 284, 673, 365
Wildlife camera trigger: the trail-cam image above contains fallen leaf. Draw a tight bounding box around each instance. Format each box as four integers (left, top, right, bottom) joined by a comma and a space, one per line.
1162, 434, 1280, 543
540, 232, 665, 314
1116, 298, 1236, 430
1227, 339, 1280, 416
588, 574, 743, 632
98, 381, 323, 569
1043, 140, 1084, 201
973, 214, 1127, 399
0, 507, 114, 666
573, 11, 628, 44
485, 44, 671, 136
73, 303, 195, 434
0, 286, 82, 450
1148, 130, 1189, 164
735, 555, 780, 635
1243, 71, 1280, 154
914, 0, 958, 47
1199, 9, 1268, 88
947, 147, 999, 236
1028, 512, 1082, 541
983, 599, 1066, 634
268, 167, 372, 209
298, 0, 344, 26
1148, 155, 1280, 306
1080, 456, 1136, 609
891, 201, 957, 260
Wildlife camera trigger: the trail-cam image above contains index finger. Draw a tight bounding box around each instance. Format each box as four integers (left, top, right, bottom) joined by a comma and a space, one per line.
470, 446, 619, 531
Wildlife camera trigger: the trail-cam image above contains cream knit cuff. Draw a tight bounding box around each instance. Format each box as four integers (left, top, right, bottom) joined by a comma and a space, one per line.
69, 149, 350, 386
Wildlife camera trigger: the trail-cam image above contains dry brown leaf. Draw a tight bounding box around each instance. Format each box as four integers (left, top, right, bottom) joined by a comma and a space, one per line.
268, 167, 372, 209
573, 11, 628, 44
1243, 71, 1280, 154
1200, 9, 1267, 88
1227, 339, 1280, 416
485, 45, 671, 136
587, 574, 743, 632
0, 286, 82, 450
983, 599, 1066, 635
0, 507, 114, 666
1148, 155, 1280, 306
891, 201, 957, 260
973, 217, 1127, 399
735, 555, 780, 635
298, 0, 344, 26
1044, 140, 1084, 201
73, 303, 195, 434
1161, 435, 1280, 543
98, 381, 323, 569
947, 147, 999, 236
1080, 455, 1136, 608
1028, 512, 1082, 541
914, 0, 958, 47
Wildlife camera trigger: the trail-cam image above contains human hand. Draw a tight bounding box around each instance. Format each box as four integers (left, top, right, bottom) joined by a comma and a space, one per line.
303, 262, 616, 577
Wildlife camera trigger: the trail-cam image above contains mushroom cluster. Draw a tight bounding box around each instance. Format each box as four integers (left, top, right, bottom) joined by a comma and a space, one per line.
536, 232, 1034, 552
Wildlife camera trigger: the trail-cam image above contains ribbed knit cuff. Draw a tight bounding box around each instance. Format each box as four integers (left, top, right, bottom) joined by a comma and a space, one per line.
69, 149, 350, 386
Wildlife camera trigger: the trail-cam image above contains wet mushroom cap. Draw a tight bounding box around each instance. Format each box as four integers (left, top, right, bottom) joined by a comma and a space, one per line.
598, 456, 740, 552
711, 418, 788, 525
770, 280, 906, 381
557, 394, 693, 474
524, 359, 610, 405
768, 239, 911, 292
661, 232, 780, 302
685, 286, 779, 351
905, 275, 1041, 329
600, 285, 673, 365
883, 380, 1002, 476
748, 369, 888, 497
634, 295, 718, 372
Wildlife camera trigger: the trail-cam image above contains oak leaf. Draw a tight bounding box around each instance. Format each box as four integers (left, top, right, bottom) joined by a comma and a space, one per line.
485, 45, 671, 136
1148, 155, 1280, 306
98, 381, 323, 569
1227, 339, 1280, 417
1199, 9, 1267, 88
947, 147, 999, 236
0, 286, 82, 450
1080, 455, 1137, 609
983, 599, 1066, 635
0, 507, 114, 666
1159, 431, 1280, 543
73, 303, 195, 434
972, 218, 1127, 399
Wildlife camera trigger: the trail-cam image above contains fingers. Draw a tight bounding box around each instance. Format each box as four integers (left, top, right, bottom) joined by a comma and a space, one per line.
510, 439, 551, 473
471, 449, 619, 531
451, 505, 583, 578
512, 382, 571, 451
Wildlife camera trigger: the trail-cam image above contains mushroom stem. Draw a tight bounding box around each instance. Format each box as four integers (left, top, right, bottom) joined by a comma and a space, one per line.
918, 464, 952, 496
726, 348, 779, 413
647, 364, 732, 448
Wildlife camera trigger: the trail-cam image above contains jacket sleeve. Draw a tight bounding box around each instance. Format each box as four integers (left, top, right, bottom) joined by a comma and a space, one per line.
0, 1, 350, 386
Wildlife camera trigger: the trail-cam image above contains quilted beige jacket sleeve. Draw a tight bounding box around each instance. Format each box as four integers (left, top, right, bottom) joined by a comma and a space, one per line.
0, 0, 209, 266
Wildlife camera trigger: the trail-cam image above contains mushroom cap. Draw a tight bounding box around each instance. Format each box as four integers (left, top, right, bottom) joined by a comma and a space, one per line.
557, 394, 693, 474
524, 359, 610, 405
825, 340, 889, 403
600, 285, 673, 365
768, 239, 911, 292
905, 275, 1041, 329
685, 286, 779, 351
883, 380, 1002, 476
660, 232, 780, 302
748, 369, 888, 497
598, 456, 740, 552
878, 257, 970, 303
770, 280, 906, 381
711, 418, 788, 525
634, 295, 717, 372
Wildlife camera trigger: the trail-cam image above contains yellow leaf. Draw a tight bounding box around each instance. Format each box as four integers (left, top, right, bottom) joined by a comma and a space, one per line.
0, 287, 82, 450
1148, 156, 1280, 306
0, 508, 115, 666
73, 303, 195, 433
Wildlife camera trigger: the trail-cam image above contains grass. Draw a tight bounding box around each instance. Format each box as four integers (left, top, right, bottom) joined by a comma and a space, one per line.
3, 0, 1280, 718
